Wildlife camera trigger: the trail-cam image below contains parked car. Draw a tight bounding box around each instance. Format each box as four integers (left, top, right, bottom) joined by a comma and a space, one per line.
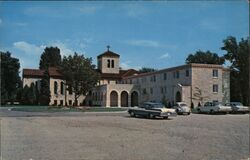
173, 102, 191, 115
197, 102, 232, 114
225, 102, 249, 114
128, 102, 177, 119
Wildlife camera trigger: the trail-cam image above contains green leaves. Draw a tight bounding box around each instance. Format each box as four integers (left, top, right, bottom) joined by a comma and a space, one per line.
186, 50, 225, 65
60, 52, 100, 105
0, 51, 21, 104
39, 47, 62, 70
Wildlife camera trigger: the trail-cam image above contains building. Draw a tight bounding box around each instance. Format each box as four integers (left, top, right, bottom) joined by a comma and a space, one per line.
23, 47, 230, 107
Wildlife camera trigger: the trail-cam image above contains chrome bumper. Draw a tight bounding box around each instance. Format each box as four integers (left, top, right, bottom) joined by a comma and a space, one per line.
160, 112, 177, 117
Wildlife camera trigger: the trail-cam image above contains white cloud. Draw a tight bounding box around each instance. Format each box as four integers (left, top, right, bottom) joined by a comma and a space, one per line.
49, 42, 74, 56
13, 41, 45, 55
159, 53, 170, 59
127, 40, 160, 47
121, 60, 141, 70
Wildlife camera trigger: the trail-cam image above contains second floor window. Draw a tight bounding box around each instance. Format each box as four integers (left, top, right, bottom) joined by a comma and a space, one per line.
111, 60, 114, 68
213, 69, 218, 78
213, 84, 219, 93
60, 82, 64, 95
163, 73, 167, 80
176, 71, 180, 79
186, 70, 189, 77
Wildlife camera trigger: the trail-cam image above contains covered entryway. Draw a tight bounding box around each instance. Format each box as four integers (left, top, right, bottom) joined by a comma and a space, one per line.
131, 91, 139, 107
110, 91, 118, 107
176, 91, 182, 102
121, 91, 128, 107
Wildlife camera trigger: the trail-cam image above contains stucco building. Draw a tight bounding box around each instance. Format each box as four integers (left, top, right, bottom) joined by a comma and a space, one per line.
23, 47, 230, 107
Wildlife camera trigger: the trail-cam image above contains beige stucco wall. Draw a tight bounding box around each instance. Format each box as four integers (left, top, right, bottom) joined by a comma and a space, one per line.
23, 77, 41, 88
99, 57, 119, 74
191, 67, 224, 107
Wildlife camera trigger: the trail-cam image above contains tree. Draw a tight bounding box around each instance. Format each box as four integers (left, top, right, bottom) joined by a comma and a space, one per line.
39, 70, 51, 105
186, 50, 225, 65
139, 67, 157, 73
60, 53, 100, 106
0, 51, 21, 104
221, 36, 249, 105
39, 47, 62, 70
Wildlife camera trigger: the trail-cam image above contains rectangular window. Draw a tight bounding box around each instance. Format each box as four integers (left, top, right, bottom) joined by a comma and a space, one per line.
213, 84, 219, 93
163, 73, 167, 80
176, 71, 179, 79
173, 72, 176, 78
54, 100, 57, 105
150, 88, 153, 94
142, 88, 147, 95
60, 100, 63, 106
213, 69, 218, 78
161, 87, 164, 94
186, 70, 189, 77
69, 100, 72, 106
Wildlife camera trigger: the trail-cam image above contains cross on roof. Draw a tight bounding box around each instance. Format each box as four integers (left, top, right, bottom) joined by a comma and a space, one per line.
107, 45, 110, 51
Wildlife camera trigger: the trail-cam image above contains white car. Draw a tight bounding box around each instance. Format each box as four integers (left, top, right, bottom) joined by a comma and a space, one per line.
197, 102, 232, 114
173, 102, 191, 115
225, 102, 249, 114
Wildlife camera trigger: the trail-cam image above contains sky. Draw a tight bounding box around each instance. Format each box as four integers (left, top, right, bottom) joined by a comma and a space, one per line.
0, 1, 248, 72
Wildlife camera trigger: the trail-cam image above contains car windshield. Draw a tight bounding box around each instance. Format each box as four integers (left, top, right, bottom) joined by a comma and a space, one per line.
232, 102, 243, 106
213, 102, 224, 106
151, 104, 164, 108
180, 104, 188, 107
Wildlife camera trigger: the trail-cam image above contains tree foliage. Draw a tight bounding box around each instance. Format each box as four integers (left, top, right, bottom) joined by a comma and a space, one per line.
139, 67, 157, 73
0, 51, 21, 104
221, 36, 249, 105
39, 70, 51, 105
39, 47, 62, 70
60, 53, 100, 105
186, 50, 225, 65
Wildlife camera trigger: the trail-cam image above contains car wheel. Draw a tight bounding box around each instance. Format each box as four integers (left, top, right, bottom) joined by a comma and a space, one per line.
130, 111, 135, 117
209, 110, 214, 114
187, 112, 190, 115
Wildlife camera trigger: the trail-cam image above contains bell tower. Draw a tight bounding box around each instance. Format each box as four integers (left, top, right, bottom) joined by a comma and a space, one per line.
97, 46, 120, 74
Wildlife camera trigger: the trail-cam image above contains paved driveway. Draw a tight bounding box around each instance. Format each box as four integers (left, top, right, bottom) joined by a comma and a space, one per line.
0, 112, 249, 160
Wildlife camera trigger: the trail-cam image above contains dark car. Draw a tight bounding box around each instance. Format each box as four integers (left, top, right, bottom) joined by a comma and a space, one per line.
127, 102, 177, 119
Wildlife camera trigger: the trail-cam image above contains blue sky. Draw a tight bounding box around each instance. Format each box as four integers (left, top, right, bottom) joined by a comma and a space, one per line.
0, 1, 248, 71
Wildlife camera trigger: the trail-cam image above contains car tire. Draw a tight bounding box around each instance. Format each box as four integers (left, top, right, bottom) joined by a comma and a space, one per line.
187, 112, 190, 115
209, 110, 214, 114
130, 111, 135, 117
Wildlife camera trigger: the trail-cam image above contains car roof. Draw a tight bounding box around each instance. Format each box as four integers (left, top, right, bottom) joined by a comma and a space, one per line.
142, 102, 162, 105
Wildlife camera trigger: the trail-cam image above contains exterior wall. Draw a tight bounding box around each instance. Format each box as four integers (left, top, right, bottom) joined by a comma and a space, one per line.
99, 57, 119, 74
49, 78, 85, 106
99, 79, 116, 85
191, 67, 224, 107
23, 77, 41, 88
92, 84, 139, 107
123, 67, 192, 106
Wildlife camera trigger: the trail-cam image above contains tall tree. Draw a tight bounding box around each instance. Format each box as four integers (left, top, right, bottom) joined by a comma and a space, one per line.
39, 70, 51, 105
0, 51, 21, 104
60, 53, 100, 106
186, 50, 225, 65
221, 36, 249, 105
139, 67, 157, 73
39, 47, 62, 70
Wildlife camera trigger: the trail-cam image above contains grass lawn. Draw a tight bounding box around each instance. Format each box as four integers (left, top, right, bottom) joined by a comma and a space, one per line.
6, 106, 127, 112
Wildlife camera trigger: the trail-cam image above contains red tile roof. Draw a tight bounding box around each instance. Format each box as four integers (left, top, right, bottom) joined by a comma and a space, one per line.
23, 67, 63, 78
23, 69, 45, 78
97, 69, 139, 80
97, 50, 120, 59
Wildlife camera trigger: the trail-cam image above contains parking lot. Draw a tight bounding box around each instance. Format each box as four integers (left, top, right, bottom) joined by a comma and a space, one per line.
0, 112, 249, 160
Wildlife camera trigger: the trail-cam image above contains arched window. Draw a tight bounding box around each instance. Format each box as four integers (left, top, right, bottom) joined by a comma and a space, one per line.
111, 60, 114, 68
107, 59, 110, 68
68, 85, 73, 95
60, 82, 64, 95
54, 81, 58, 94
